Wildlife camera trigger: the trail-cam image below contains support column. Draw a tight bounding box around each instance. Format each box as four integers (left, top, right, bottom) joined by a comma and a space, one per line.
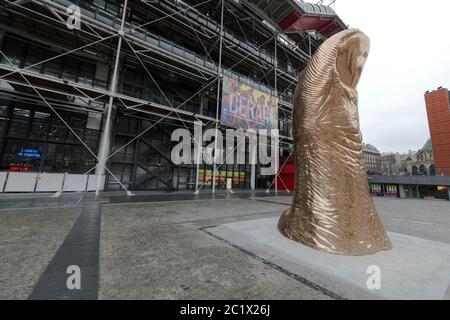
250, 147, 256, 190
308, 33, 312, 57
274, 32, 278, 193
199, 94, 205, 116
95, 0, 128, 196
399, 184, 406, 199
212, 0, 225, 194
250, 165, 256, 190
194, 122, 202, 192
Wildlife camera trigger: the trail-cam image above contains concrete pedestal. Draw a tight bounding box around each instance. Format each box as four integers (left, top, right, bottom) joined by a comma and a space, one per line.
210, 217, 450, 300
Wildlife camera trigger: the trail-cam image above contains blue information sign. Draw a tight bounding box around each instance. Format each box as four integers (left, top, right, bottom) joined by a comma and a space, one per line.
17, 148, 41, 159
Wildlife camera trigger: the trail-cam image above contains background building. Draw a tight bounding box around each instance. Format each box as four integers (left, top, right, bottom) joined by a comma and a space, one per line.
0, 0, 346, 193
369, 139, 449, 200
363, 143, 382, 175
401, 139, 436, 176
425, 87, 450, 176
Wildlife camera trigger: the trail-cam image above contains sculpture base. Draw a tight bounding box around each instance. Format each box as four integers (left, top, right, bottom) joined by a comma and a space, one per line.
209, 217, 450, 300
278, 209, 393, 256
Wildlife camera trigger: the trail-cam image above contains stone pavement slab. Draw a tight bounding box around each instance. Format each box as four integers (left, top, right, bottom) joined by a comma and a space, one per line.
98, 199, 331, 300
210, 217, 450, 300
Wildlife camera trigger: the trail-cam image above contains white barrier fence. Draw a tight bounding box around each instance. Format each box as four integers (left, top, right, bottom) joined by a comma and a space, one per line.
0, 172, 105, 193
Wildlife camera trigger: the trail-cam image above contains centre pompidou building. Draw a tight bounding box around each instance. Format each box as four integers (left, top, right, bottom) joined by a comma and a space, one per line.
0, 0, 346, 194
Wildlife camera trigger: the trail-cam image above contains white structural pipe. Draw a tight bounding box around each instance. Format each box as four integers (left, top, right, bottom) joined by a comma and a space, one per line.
212, 0, 225, 194
95, 0, 129, 196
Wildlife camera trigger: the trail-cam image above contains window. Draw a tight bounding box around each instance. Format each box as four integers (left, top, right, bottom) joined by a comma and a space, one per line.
24, 46, 47, 73
92, 0, 120, 16
66, 116, 86, 144
1, 37, 25, 67
60, 55, 96, 85
121, 68, 145, 99
1, 35, 97, 86
106, 2, 120, 15
92, 0, 106, 8
43, 57, 63, 78
49, 113, 70, 142
0, 101, 100, 174
9, 108, 31, 138
62, 58, 79, 82
0, 104, 9, 135
78, 63, 95, 86
1, 140, 43, 172
30, 111, 51, 140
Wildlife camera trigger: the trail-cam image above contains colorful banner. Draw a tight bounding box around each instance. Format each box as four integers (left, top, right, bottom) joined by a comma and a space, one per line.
221, 76, 278, 130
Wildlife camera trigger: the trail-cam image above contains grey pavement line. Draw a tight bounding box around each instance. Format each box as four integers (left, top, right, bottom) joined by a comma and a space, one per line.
101, 210, 285, 233
0, 237, 68, 247
75, 194, 86, 207
181, 210, 285, 226
387, 217, 437, 226
0, 205, 80, 212
28, 204, 102, 300
166, 210, 285, 225
251, 198, 292, 206
102, 193, 284, 207
102, 197, 230, 207
200, 227, 346, 301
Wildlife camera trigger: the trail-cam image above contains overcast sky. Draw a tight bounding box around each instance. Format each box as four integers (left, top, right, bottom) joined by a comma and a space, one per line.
332, 0, 450, 153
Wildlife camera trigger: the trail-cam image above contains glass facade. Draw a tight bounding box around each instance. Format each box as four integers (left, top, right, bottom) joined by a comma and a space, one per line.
0, 97, 255, 191
0, 98, 101, 174
1, 36, 98, 88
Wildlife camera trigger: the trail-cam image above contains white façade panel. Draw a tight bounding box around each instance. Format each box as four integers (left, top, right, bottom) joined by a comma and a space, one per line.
87, 175, 105, 191
63, 174, 88, 192
36, 173, 65, 192
0, 172, 7, 192
4, 172, 37, 192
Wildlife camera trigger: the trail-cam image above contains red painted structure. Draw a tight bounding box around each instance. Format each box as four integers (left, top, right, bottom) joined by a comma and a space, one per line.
277, 156, 295, 191
279, 11, 340, 36
425, 88, 450, 176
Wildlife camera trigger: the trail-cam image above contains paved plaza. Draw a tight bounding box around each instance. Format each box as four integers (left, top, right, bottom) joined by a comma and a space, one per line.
0, 191, 449, 300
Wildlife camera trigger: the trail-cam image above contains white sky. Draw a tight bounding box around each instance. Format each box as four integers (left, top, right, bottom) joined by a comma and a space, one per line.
333, 0, 450, 153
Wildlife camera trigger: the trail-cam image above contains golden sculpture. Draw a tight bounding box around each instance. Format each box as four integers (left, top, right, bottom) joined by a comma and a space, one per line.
278, 29, 392, 256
